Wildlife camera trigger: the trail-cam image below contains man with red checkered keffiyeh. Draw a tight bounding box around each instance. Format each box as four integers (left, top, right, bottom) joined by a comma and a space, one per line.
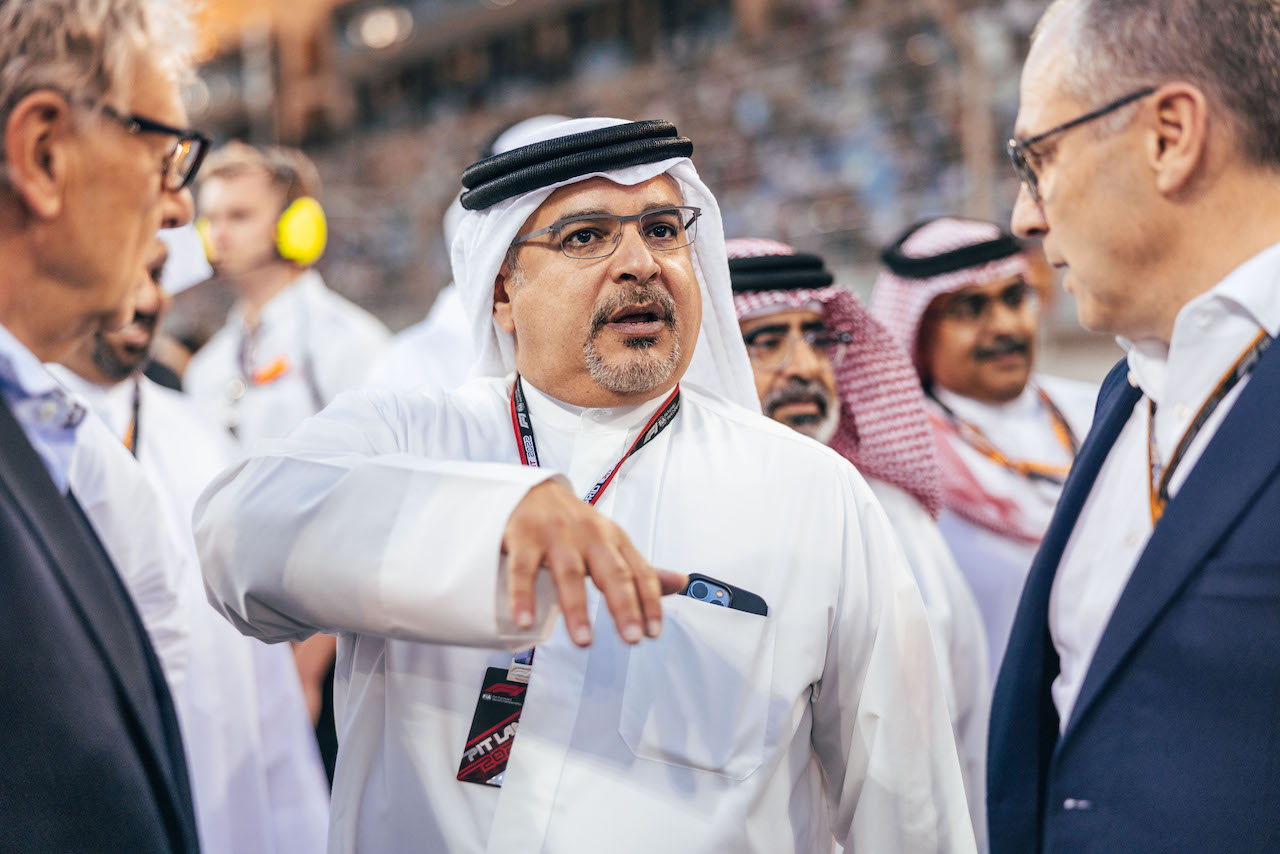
729, 237, 990, 846
869, 217, 1097, 685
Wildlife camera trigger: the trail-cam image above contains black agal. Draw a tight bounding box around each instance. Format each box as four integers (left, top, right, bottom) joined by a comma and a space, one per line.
728, 252, 834, 293
880, 219, 1023, 279
459, 120, 693, 211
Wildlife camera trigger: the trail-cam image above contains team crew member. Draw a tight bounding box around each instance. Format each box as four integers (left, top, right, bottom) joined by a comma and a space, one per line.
729, 237, 990, 846
196, 117, 975, 853
185, 142, 389, 445
870, 217, 1096, 675
52, 236, 330, 854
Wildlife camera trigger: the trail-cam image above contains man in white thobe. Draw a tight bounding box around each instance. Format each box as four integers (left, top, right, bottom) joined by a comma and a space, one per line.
728, 237, 989, 846
196, 117, 975, 854
53, 234, 331, 854
870, 218, 1096, 677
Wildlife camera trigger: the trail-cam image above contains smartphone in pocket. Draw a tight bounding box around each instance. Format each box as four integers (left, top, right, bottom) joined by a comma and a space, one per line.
682, 572, 769, 616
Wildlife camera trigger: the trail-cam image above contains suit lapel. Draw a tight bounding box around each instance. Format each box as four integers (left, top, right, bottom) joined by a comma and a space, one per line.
0, 400, 186, 823
1064, 340, 1280, 739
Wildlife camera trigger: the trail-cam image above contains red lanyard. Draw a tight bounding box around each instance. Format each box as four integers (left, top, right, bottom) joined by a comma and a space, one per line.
509, 375, 681, 505
1147, 329, 1272, 524
932, 386, 1080, 485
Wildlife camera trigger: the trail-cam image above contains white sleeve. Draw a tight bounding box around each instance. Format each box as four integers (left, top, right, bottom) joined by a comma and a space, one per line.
812, 475, 977, 854
193, 389, 563, 650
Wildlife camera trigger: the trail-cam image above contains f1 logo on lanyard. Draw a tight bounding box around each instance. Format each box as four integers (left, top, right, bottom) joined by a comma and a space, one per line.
456, 377, 681, 788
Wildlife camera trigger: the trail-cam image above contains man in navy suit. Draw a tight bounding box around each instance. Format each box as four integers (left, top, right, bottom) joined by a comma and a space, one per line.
0, 0, 205, 849
989, 1, 1280, 852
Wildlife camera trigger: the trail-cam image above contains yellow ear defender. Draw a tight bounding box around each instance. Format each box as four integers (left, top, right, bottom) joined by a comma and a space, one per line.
194, 216, 216, 264
276, 195, 327, 266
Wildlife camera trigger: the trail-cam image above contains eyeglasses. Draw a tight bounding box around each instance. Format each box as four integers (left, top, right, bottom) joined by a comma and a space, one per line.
938, 280, 1036, 323
742, 326, 852, 372
99, 104, 210, 191
512, 205, 701, 260
1007, 86, 1156, 203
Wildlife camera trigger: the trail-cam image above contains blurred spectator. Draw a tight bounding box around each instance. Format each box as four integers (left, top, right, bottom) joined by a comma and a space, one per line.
871, 217, 1095, 678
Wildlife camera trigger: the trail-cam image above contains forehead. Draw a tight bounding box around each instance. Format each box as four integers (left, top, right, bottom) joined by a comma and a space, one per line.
740, 307, 824, 333
1015, 19, 1080, 137
198, 168, 281, 209
125, 54, 189, 128
529, 174, 683, 227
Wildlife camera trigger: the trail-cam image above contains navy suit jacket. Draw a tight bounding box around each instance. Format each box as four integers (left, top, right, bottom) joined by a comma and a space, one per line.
988, 350, 1280, 854
0, 399, 199, 851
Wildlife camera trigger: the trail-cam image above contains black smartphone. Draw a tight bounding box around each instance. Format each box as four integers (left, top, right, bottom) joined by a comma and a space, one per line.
682, 572, 769, 617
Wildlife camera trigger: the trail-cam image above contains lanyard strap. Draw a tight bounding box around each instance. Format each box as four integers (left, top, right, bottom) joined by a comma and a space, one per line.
123, 376, 141, 459
934, 386, 1080, 485
1148, 329, 1273, 524
509, 375, 681, 505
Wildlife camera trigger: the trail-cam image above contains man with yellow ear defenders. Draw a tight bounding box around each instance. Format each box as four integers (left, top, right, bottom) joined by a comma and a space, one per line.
184, 142, 389, 784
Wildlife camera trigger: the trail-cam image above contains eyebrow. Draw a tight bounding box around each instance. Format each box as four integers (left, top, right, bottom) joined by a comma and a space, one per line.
552, 203, 681, 222
742, 323, 790, 343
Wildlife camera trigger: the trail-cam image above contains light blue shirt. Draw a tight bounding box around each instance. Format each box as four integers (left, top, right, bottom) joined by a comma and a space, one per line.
0, 323, 86, 493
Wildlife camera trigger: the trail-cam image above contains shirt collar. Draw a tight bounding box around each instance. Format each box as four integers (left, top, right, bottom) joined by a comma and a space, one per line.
519, 375, 676, 435
933, 381, 1041, 430
0, 322, 66, 400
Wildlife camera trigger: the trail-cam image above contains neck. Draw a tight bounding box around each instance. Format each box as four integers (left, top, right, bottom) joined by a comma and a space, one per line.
1146, 170, 1280, 342
0, 242, 100, 362
230, 262, 303, 326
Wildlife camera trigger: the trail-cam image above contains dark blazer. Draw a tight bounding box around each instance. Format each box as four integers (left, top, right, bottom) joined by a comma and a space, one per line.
0, 399, 199, 852
988, 350, 1280, 854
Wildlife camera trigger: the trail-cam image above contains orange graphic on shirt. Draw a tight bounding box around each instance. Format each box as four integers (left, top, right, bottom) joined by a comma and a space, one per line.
251, 356, 291, 386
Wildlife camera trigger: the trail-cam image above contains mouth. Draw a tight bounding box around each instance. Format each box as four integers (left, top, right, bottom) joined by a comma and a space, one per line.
604, 302, 669, 337
768, 392, 829, 426
111, 315, 157, 351
974, 338, 1030, 363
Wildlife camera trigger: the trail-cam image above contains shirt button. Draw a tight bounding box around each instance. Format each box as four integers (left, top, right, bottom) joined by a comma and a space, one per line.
1123, 533, 1139, 548
36, 400, 57, 421
1173, 403, 1191, 421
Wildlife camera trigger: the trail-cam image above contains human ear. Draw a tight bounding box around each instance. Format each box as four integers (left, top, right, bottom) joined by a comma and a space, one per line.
492, 262, 516, 334
3, 91, 72, 220
1146, 83, 1209, 196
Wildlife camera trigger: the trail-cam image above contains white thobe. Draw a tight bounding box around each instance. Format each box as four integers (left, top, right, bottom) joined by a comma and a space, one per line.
195, 376, 976, 854
185, 270, 389, 450
867, 479, 989, 850
51, 367, 331, 854
364, 282, 475, 393
933, 375, 1096, 678
1051, 240, 1280, 730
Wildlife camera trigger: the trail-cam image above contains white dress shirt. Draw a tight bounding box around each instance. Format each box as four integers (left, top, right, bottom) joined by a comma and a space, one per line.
934, 375, 1097, 678
195, 376, 976, 854
1050, 241, 1280, 730
50, 368, 331, 854
364, 282, 475, 393
185, 270, 389, 450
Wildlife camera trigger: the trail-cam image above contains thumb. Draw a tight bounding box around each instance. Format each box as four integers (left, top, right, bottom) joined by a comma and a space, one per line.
656, 569, 688, 596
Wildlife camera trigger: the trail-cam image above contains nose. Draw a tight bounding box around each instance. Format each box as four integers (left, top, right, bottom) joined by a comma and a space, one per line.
131, 271, 164, 317
160, 186, 195, 229
784, 336, 826, 379
608, 221, 662, 283
1010, 183, 1047, 239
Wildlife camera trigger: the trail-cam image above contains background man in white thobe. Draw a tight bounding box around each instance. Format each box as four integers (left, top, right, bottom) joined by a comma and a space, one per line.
728, 236, 990, 847
185, 141, 391, 776
870, 217, 1096, 677
52, 235, 331, 854
195, 117, 975, 853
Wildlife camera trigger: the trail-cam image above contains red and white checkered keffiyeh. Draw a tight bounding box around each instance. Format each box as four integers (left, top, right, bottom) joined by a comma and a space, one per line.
868, 219, 1045, 542
729, 238, 942, 518
869, 218, 1032, 364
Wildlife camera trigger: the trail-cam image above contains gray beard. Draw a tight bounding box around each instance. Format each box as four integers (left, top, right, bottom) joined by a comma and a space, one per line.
583, 333, 682, 396
762, 378, 840, 445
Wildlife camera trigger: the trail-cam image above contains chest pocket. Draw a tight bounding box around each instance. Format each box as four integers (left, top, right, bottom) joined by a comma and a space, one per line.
618, 594, 777, 780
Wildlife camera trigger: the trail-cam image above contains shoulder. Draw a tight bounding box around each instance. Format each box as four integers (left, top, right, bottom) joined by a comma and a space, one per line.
303, 274, 390, 343
1037, 372, 1102, 430
184, 326, 237, 384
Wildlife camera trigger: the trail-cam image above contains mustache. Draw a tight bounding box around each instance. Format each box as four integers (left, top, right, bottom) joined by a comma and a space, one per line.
762, 378, 832, 416
589, 285, 676, 337
974, 336, 1030, 361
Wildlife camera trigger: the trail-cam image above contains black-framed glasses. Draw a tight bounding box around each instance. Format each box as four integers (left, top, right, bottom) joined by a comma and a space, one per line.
742, 325, 852, 372
1007, 86, 1156, 203
512, 205, 701, 260
938, 279, 1036, 323
99, 104, 210, 191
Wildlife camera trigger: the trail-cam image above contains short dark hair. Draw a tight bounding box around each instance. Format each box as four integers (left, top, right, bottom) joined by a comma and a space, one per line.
1041, 0, 1280, 168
